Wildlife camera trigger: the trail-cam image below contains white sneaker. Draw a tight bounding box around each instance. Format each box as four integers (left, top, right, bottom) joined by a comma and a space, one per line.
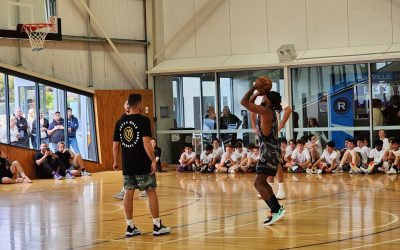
387, 167, 398, 175
317, 169, 323, 174
153, 221, 171, 236
306, 168, 312, 174
139, 191, 147, 197
276, 191, 286, 200
333, 166, 343, 173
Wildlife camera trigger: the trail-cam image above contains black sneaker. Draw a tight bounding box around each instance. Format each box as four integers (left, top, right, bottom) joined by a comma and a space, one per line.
126, 225, 141, 237
153, 221, 171, 236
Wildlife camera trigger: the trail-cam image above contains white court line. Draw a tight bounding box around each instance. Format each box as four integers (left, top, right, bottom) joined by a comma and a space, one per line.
201, 207, 399, 239
160, 202, 341, 245
341, 238, 400, 250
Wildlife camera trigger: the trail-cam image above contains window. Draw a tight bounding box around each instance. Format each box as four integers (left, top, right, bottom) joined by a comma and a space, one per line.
291, 64, 370, 148
0, 70, 98, 162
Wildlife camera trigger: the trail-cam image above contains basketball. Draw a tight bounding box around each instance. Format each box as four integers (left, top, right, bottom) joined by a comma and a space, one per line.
255, 76, 272, 93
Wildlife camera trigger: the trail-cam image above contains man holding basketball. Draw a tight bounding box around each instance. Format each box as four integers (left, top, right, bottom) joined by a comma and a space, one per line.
241, 76, 286, 226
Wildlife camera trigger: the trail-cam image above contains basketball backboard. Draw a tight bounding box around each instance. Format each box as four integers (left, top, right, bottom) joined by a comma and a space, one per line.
0, 0, 61, 41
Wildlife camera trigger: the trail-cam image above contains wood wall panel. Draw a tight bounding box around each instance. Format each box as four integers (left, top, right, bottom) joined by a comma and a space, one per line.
0, 89, 154, 179
94, 89, 154, 171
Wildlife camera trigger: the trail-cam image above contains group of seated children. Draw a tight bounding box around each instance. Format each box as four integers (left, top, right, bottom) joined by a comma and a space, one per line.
178, 129, 400, 176
284, 130, 400, 175
177, 138, 260, 174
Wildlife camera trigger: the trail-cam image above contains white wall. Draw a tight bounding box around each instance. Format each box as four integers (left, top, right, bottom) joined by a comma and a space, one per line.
153, 0, 400, 70
0, 0, 147, 90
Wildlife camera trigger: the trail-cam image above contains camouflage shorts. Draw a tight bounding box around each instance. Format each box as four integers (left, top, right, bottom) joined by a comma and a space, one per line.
123, 174, 157, 191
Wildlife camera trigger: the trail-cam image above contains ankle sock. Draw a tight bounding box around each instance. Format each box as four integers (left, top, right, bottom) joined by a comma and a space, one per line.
153, 218, 161, 227
127, 219, 134, 227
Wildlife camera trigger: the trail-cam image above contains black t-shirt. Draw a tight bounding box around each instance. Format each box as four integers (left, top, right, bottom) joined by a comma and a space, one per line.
55, 151, 71, 168
34, 152, 52, 167
113, 114, 152, 175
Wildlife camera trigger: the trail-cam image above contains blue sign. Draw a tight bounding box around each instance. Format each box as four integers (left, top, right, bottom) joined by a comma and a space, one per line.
330, 88, 354, 148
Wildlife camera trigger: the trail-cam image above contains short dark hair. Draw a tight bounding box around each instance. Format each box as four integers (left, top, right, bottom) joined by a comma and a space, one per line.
248, 143, 256, 149
374, 140, 383, 147
327, 141, 335, 148
54, 111, 60, 114
235, 142, 243, 148
391, 138, 399, 144
128, 94, 142, 107
296, 139, 305, 145
225, 143, 233, 148
205, 144, 213, 151
184, 143, 193, 148
266, 91, 282, 112
346, 138, 356, 145
279, 137, 287, 145
212, 138, 220, 143
67, 107, 72, 111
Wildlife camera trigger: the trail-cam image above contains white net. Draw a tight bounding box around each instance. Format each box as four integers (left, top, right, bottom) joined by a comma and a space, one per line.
22, 25, 53, 51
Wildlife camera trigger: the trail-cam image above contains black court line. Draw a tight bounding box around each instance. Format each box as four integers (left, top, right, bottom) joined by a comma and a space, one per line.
68, 189, 356, 249
277, 226, 400, 250
4, 177, 400, 249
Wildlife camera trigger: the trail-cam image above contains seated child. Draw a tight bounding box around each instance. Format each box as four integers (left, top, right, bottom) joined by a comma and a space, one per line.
177, 144, 197, 172
199, 144, 215, 173
215, 144, 237, 173
311, 141, 340, 174
361, 139, 385, 174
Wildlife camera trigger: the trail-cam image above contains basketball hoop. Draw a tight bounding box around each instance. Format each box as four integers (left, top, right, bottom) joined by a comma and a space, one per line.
21, 16, 57, 51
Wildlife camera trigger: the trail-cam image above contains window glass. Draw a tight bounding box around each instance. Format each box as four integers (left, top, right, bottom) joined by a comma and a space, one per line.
39, 84, 65, 152
291, 64, 369, 148
371, 61, 400, 142
0, 73, 6, 143
66, 92, 97, 161
8, 75, 36, 149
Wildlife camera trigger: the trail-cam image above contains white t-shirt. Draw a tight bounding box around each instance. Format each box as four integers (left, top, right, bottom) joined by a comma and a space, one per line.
200, 151, 213, 164
212, 147, 224, 159
285, 146, 295, 158
220, 152, 238, 164
320, 149, 339, 164
369, 148, 385, 164
179, 151, 196, 164
355, 146, 369, 164
291, 148, 311, 163
380, 138, 390, 151
249, 152, 260, 161
234, 149, 247, 161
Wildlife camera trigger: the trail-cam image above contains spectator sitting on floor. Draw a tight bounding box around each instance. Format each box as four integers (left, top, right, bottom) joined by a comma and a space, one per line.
55, 141, 91, 177
177, 144, 197, 172
361, 140, 386, 174
35, 143, 72, 180
215, 144, 237, 173
198, 144, 215, 173
311, 141, 340, 174
288, 139, 312, 173
211, 138, 224, 166
336, 138, 361, 174
0, 149, 32, 184
240, 144, 259, 173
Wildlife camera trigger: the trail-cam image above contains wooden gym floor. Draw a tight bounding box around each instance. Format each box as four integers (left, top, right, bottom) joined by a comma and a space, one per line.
1, 169, 400, 250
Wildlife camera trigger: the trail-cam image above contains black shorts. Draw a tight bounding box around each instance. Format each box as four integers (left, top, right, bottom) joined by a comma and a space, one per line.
0, 167, 14, 184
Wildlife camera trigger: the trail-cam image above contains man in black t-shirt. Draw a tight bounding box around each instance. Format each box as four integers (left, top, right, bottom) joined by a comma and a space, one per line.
55, 141, 91, 177
34, 143, 70, 180
113, 94, 171, 237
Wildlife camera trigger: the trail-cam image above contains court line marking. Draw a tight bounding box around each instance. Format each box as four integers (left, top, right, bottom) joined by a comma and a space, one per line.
203, 207, 399, 239
341, 238, 400, 250
159, 202, 341, 245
